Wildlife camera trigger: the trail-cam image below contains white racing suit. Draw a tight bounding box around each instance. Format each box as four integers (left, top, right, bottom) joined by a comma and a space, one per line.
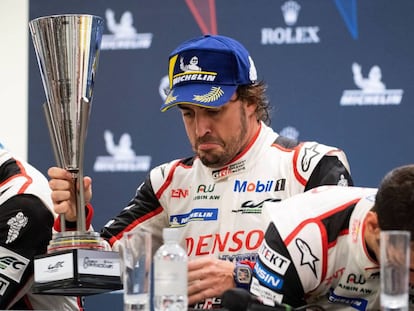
0, 147, 81, 310
251, 186, 414, 310
87, 122, 353, 309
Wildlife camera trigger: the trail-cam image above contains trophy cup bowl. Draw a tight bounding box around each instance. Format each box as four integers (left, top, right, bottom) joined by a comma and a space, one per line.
29, 14, 122, 295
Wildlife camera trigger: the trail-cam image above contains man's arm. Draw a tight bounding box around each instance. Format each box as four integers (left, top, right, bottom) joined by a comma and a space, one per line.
305, 155, 354, 191
274, 137, 353, 189
99, 173, 166, 250
0, 194, 54, 309
250, 222, 307, 307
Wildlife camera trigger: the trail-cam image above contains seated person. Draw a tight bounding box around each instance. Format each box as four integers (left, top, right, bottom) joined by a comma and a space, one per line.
0, 142, 81, 310
247, 165, 414, 310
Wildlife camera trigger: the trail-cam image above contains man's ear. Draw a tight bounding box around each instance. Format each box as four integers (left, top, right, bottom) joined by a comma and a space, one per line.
364, 211, 381, 260
365, 211, 381, 239
245, 101, 258, 116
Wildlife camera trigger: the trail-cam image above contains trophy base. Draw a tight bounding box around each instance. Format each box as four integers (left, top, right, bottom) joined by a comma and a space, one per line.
33, 248, 122, 296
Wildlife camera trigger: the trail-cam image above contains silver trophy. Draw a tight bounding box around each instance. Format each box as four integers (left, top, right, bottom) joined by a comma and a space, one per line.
29, 14, 121, 295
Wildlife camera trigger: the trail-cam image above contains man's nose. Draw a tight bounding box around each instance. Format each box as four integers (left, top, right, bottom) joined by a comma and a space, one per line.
194, 113, 212, 137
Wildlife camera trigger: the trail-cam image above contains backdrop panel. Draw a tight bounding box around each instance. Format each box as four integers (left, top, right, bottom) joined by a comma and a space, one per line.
28, 1, 414, 309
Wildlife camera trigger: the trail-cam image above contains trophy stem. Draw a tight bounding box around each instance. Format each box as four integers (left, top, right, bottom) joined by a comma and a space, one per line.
76, 173, 86, 233
69, 170, 86, 233
43, 102, 66, 232
74, 97, 90, 233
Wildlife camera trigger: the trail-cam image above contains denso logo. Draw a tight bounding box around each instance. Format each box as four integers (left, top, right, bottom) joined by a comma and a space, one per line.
233, 179, 286, 193
186, 230, 264, 256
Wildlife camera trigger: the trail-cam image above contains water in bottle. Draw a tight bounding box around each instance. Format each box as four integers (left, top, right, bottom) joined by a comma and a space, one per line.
153, 227, 188, 311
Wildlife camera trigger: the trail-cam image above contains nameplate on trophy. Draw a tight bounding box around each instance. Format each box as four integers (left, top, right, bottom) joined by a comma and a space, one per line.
33, 249, 122, 296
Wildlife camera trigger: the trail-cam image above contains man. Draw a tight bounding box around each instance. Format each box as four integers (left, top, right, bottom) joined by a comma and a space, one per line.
0, 142, 81, 310
48, 34, 353, 309
249, 165, 414, 310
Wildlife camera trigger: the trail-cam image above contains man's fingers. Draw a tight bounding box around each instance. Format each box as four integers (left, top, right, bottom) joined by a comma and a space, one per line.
48, 167, 72, 180
188, 257, 210, 270
49, 178, 73, 192
188, 278, 226, 305
188, 279, 209, 305
53, 200, 71, 214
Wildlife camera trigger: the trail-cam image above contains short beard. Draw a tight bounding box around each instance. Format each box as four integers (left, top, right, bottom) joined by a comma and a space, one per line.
198, 105, 248, 168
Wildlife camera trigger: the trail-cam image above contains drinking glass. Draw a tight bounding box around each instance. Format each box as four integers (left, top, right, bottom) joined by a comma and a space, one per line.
122, 230, 152, 311
380, 230, 411, 311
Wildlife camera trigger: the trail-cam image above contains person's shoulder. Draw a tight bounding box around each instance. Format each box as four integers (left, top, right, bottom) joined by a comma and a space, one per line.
298, 140, 349, 163
4, 194, 50, 210
272, 136, 344, 153
1, 194, 54, 225
176, 155, 196, 167
149, 156, 196, 181
151, 156, 196, 171
286, 141, 349, 183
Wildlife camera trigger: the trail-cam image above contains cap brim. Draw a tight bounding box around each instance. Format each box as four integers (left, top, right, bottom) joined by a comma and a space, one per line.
160, 84, 237, 112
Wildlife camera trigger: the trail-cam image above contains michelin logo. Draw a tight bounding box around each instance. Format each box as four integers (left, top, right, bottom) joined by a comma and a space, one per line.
101, 9, 153, 50
340, 62, 403, 106
170, 208, 218, 226
328, 288, 368, 311
93, 130, 151, 172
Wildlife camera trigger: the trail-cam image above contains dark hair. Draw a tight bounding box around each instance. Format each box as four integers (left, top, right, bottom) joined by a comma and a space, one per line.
373, 164, 414, 240
235, 81, 271, 125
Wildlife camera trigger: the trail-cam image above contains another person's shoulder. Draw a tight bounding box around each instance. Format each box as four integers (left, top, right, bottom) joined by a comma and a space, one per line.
1, 194, 54, 226
272, 136, 351, 183
274, 135, 300, 149
272, 135, 346, 159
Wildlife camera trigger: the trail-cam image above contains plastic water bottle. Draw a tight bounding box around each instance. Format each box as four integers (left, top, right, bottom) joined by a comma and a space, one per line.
153, 227, 188, 311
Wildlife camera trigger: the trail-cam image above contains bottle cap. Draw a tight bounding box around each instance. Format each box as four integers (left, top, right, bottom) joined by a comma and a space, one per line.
163, 227, 180, 242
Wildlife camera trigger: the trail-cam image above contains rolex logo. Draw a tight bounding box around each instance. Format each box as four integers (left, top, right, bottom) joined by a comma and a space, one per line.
281, 0, 301, 26
261, 0, 319, 45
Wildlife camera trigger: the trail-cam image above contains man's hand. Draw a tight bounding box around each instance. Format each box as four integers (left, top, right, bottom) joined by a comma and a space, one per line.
48, 167, 92, 222
188, 257, 235, 305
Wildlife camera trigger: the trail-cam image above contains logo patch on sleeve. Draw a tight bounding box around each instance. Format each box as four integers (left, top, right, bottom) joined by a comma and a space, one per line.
6, 212, 28, 244
0, 277, 10, 295
0, 246, 30, 282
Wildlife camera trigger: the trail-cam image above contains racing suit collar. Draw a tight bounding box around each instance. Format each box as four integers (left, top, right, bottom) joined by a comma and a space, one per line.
210, 122, 278, 181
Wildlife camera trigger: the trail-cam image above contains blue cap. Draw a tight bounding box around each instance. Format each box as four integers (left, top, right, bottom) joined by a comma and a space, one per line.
160, 35, 258, 112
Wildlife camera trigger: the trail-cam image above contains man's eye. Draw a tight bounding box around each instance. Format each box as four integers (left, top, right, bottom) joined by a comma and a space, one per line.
207, 110, 220, 115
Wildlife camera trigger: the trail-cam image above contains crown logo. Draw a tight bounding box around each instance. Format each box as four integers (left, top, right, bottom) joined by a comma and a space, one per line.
281, 0, 301, 26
